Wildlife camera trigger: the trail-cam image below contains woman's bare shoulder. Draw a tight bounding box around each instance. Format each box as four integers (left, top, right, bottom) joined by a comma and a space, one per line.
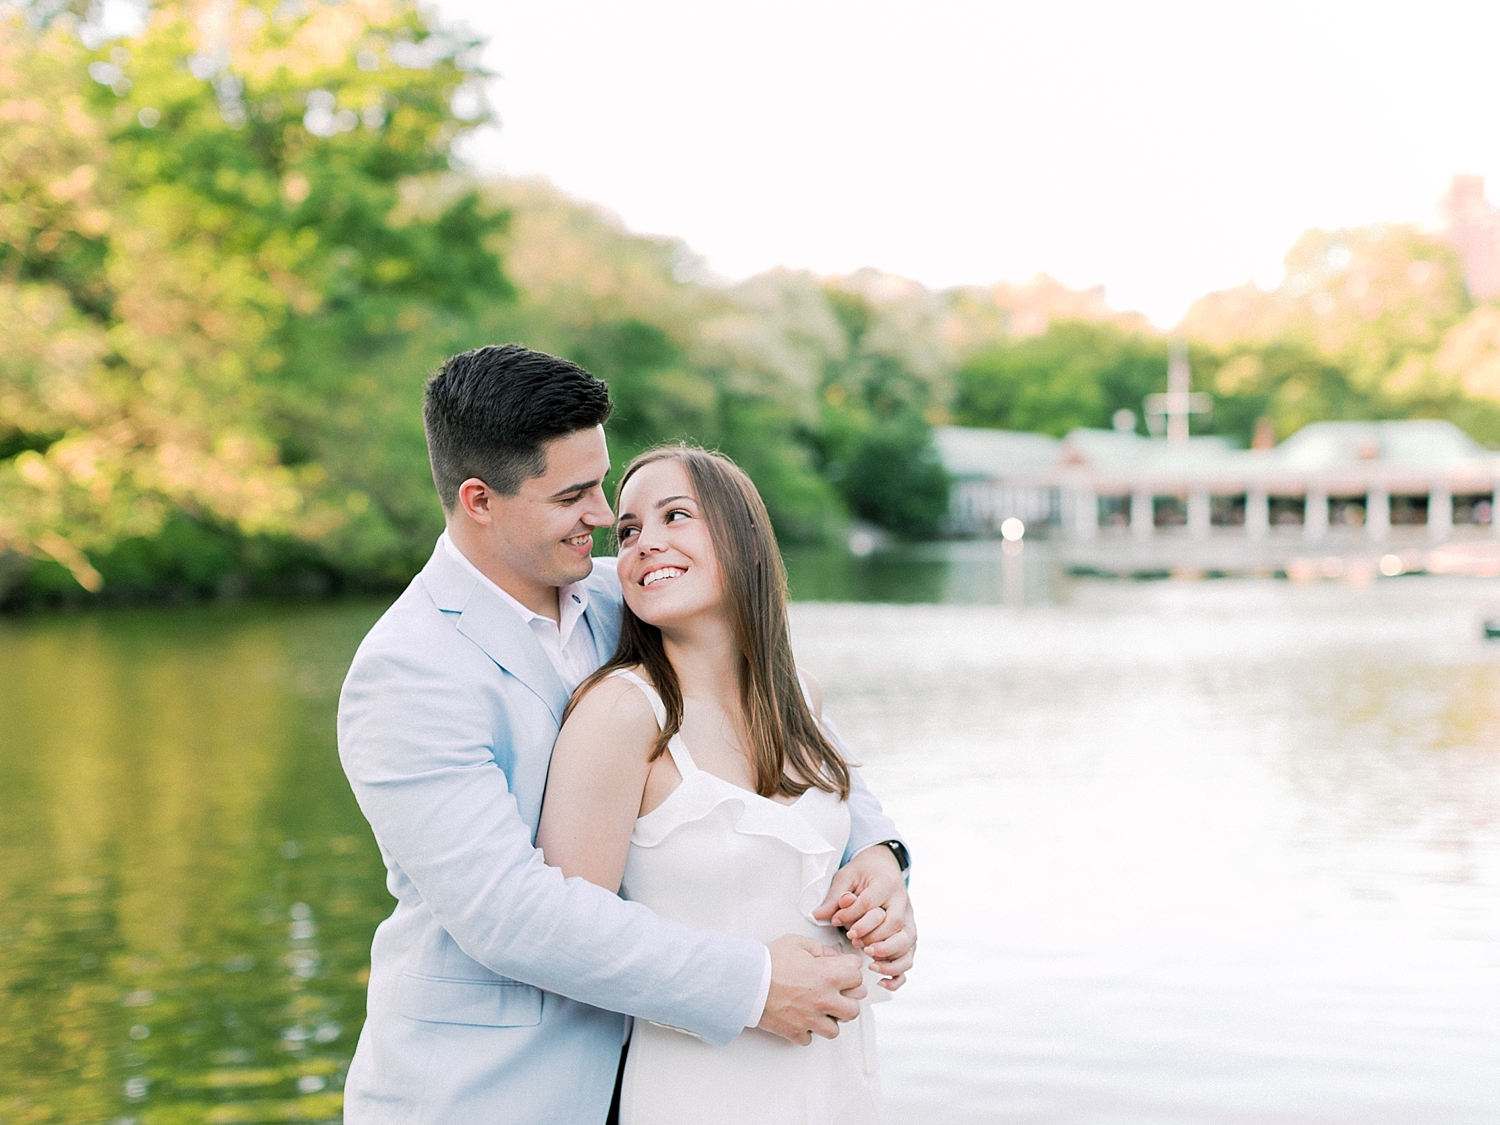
564, 667, 659, 731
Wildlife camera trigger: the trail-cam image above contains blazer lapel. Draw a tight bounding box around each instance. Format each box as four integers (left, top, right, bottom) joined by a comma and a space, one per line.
419, 544, 571, 723
458, 597, 571, 723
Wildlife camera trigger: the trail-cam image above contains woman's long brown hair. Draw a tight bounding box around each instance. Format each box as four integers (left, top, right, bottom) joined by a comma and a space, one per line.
566, 444, 851, 800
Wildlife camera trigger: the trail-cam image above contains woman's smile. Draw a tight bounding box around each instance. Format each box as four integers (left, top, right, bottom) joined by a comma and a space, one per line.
641, 565, 687, 588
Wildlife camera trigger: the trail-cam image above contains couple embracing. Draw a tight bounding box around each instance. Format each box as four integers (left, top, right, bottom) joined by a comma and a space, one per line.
337, 345, 918, 1124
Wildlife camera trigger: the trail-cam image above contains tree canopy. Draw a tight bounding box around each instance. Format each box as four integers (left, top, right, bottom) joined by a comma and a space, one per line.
1, 0, 508, 598
0, 3, 950, 606
7, 2, 1500, 608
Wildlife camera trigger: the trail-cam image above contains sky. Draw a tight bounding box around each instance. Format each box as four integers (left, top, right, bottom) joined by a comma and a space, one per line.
430, 1, 1500, 328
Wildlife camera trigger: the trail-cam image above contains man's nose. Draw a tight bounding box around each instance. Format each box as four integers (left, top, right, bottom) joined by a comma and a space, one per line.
581, 487, 613, 528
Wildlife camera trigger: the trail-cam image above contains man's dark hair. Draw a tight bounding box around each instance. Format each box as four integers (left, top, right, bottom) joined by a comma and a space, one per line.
423, 344, 613, 509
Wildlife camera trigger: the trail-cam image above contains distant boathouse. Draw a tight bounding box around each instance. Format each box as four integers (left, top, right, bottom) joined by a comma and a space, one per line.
935, 419, 1500, 577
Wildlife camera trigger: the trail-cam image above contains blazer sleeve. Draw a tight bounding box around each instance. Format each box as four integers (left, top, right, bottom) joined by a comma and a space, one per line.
819, 712, 909, 869
337, 637, 764, 1047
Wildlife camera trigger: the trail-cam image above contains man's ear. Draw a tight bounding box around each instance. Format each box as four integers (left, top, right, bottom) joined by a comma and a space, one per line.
456, 478, 494, 525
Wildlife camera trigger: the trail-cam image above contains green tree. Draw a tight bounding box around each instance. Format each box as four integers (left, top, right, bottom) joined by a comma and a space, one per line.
810, 286, 949, 537
568, 319, 714, 459
0, 0, 508, 597
1205, 342, 1385, 445
955, 321, 1169, 437
836, 415, 950, 537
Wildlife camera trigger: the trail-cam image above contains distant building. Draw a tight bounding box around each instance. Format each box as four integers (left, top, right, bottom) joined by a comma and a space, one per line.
1440, 176, 1500, 303
936, 427, 1062, 535
935, 420, 1500, 545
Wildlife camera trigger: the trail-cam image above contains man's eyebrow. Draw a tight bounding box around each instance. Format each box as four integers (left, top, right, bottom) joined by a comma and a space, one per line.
547, 479, 600, 499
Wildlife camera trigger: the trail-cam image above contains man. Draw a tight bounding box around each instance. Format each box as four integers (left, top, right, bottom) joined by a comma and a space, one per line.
338, 345, 915, 1123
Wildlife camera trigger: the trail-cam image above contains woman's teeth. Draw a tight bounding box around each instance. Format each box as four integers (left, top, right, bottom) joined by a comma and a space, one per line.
642, 567, 685, 587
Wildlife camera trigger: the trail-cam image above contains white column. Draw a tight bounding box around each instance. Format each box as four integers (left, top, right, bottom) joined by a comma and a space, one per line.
1131, 488, 1154, 540
1366, 487, 1390, 541
1246, 489, 1269, 541
1187, 489, 1211, 540
1001, 542, 1024, 604
1304, 487, 1328, 542
1428, 485, 1453, 542
1073, 486, 1097, 540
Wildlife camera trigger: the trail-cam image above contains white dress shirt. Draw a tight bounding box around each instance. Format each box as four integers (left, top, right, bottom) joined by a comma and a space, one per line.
438, 533, 773, 1029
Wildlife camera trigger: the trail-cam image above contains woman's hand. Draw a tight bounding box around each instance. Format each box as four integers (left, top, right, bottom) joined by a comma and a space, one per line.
812, 845, 916, 990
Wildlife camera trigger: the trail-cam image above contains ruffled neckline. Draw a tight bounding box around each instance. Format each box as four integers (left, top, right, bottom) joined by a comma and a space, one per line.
631, 760, 849, 926
634, 761, 844, 853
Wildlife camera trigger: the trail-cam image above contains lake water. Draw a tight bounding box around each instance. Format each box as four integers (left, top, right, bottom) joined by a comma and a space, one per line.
3, 545, 1499, 1123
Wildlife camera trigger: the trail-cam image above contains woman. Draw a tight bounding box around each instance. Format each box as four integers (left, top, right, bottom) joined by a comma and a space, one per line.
537, 445, 892, 1125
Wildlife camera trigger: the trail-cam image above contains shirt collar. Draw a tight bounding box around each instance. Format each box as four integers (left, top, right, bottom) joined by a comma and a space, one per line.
438, 531, 590, 642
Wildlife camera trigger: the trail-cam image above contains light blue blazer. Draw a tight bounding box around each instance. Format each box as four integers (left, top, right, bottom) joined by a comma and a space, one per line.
337, 542, 904, 1124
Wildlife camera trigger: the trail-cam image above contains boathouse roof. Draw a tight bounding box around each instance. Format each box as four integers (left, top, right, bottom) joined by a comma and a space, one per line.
1273, 420, 1489, 470
935, 418, 1500, 492
933, 426, 1061, 479
1060, 429, 1235, 471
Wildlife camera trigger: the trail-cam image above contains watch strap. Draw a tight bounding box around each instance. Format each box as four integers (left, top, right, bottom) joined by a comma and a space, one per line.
881, 839, 911, 873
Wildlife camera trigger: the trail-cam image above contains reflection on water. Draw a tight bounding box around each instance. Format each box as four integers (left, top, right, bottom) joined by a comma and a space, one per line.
2, 552, 1499, 1122
0, 604, 391, 1123
785, 540, 1065, 606
793, 577, 1500, 1125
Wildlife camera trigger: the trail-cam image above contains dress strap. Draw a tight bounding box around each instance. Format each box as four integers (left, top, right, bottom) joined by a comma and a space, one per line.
794, 669, 818, 715
607, 669, 699, 777
608, 668, 666, 728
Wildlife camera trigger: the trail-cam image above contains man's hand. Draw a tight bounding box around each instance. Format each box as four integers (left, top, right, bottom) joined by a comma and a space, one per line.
757, 935, 866, 1045
813, 844, 916, 990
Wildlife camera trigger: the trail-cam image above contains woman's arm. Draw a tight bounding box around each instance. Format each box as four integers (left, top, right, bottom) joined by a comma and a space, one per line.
537, 675, 659, 892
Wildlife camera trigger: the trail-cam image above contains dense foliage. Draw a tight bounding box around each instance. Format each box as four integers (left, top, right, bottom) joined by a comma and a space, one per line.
812, 288, 951, 537
956, 323, 1169, 436
960, 225, 1500, 448
955, 323, 1423, 445
7, 4, 1500, 609
1175, 224, 1500, 447
0, 2, 950, 606
0, 0, 510, 602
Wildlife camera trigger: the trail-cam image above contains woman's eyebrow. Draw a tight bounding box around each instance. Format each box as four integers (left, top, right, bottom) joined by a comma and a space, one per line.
618, 495, 693, 522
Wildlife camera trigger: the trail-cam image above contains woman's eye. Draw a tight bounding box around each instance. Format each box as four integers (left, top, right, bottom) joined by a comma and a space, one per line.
618, 526, 638, 541
665, 508, 689, 523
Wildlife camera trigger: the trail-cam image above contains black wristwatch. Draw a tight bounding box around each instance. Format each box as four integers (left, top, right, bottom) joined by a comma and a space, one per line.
881, 839, 910, 874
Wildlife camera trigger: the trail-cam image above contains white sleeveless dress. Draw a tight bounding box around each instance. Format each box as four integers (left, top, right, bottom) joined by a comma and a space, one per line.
610, 670, 885, 1125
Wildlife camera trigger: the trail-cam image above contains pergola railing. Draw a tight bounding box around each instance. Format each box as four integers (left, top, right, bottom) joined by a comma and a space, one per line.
1058, 472, 1500, 543
946, 469, 1500, 543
